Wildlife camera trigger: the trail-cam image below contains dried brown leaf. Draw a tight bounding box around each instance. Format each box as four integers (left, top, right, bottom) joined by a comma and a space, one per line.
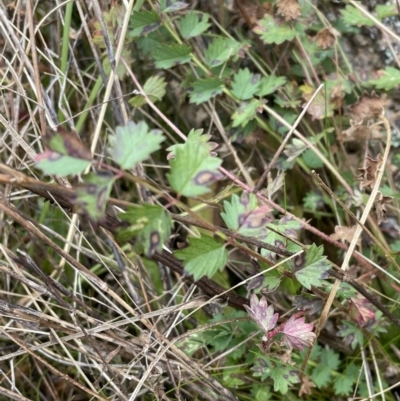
330, 225, 360, 246
276, 0, 301, 21
356, 154, 383, 189
340, 120, 382, 143
348, 91, 390, 121
300, 85, 333, 120
315, 27, 340, 49
299, 375, 315, 397
239, 1, 273, 24
375, 191, 393, 225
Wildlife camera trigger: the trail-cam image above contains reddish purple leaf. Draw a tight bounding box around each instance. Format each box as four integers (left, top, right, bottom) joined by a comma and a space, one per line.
281, 315, 316, 350
244, 294, 279, 333
349, 297, 376, 327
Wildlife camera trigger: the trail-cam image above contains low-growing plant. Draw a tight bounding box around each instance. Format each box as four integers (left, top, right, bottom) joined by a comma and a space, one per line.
1, 0, 400, 400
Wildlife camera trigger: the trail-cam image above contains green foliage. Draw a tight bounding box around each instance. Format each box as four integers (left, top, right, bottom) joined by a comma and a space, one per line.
136, 26, 172, 54
259, 217, 302, 260
311, 348, 341, 388
24, 0, 400, 399
333, 364, 361, 395
257, 75, 287, 97
179, 11, 210, 38
152, 43, 192, 68
301, 148, 324, 169
108, 121, 165, 169
252, 357, 300, 394
269, 364, 300, 394
337, 321, 364, 349
204, 37, 241, 67
251, 385, 272, 401
232, 99, 263, 127
130, 10, 161, 37
303, 191, 323, 212
376, 4, 397, 19
160, 0, 188, 13
73, 173, 115, 222
35, 152, 90, 177
118, 204, 173, 257
204, 311, 258, 360
35, 131, 91, 177
221, 192, 266, 234
129, 75, 167, 107
253, 15, 296, 44
167, 140, 222, 196
166, 129, 217, 158
231, 68, 261, 100
188, 77, 224, 104
368, 67, 400, 90
293, 244, 331, 290
174, 235, 228, 280
341, 5, 375, 27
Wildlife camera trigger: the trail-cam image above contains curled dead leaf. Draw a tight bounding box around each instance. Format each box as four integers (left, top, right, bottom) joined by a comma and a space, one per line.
276, 0, 301, 21
330, 225, 361, 247
340, 120, 383, 143
347, 91, 390, 121
375, 191, 393, 225
299, 375, 315, 397
356, 154, 383, 189
315, 27, 340, 49
244, 3, 273, 24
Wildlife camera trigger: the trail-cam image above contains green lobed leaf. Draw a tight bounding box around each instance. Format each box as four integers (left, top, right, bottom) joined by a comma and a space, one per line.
260, 230, 286, 261
333, 364, 360, 395
251, 385, 272, 401
232, 99, 263, 127
188, 77, 224, 104
160, 0, 188, 13
337, 321, 364, 349
267, 364, 300, 394
257, 75, 287, 97
231, 68, 261, 100
175, 332, 205, 357
167, 140, 223, 197
368, 67, 400, 91
108, 121, 165, 169
152, 43, 192, 68
293, 244, 331, 290
311, 348, 340, 388
35, 152, 91, 177
376, 4, 397, 19
166, 129, 218, 159
130, 10, 161, 37
303, 191, 324, 212
136, 27, 172, 55
174, 235, 228, 280
301, 148, 324, 169
129, 75, 167, 107
221, 192, 271, 236
35, 128, 93, 176
118, 204, 173, 257
284, 138, 308, 162
273, 216, 303, 236
179, 11, 211, 39
341, 5, 375, 27
204, 37, 241, 67
253, 15, 296, 44
73, 173, 115, 222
